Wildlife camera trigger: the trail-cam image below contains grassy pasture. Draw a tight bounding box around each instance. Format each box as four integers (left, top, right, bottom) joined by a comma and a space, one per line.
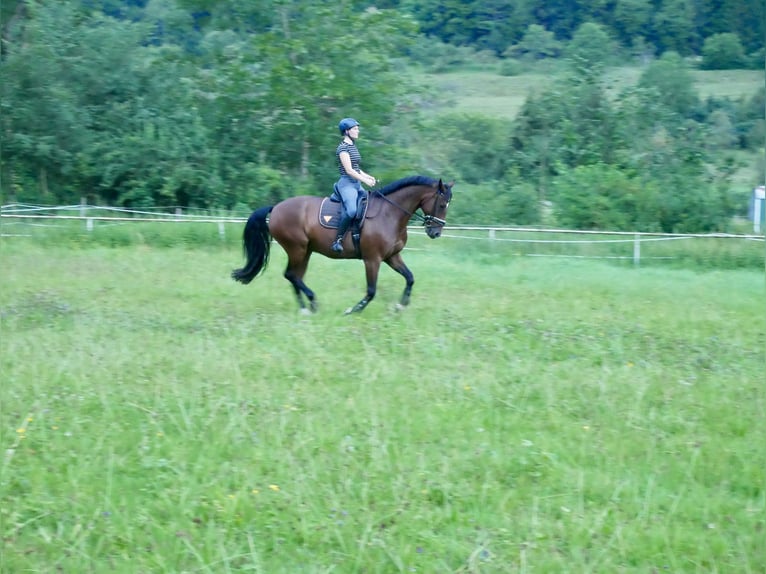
423, 66, 764, 120
1, 232, 764, 573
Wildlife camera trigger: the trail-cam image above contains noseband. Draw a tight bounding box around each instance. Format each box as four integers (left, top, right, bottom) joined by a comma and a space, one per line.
422, 188, 447, 228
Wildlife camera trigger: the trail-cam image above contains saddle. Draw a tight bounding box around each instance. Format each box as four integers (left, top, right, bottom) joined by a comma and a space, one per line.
319, 185, 369, 255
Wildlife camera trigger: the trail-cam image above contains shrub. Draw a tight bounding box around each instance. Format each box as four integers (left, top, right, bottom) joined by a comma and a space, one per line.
701, 33, 746, 70
552, 163, 660, 231
498, 59, 522, 76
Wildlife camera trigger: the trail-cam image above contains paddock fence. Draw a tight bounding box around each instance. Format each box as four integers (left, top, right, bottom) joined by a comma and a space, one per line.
2, 203, 764, 268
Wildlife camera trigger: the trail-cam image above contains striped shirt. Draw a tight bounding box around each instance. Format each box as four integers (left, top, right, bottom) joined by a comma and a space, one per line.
336, 141, 362, 177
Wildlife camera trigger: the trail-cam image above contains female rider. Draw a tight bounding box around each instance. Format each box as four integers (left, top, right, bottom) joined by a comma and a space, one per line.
331, 118, 377, 252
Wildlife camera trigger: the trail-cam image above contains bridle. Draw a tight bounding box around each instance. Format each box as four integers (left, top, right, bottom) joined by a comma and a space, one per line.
372, 184, 449, 229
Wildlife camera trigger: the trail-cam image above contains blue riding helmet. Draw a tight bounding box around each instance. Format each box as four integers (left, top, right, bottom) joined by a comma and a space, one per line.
338, 118, 360, 134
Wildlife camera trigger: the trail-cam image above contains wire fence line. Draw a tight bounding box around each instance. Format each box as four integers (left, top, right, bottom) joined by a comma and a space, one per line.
2, 204, 764, 265
2, 203, 764, 237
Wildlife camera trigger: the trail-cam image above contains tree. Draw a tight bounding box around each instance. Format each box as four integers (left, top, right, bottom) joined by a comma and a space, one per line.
506, 24, 560, 60
612, 0, 652, 46
637, 51, 700, 119
553, 163, 660, 231
564, 21, 616, 72
701, 32, 746, 69
652, 0, 698, 55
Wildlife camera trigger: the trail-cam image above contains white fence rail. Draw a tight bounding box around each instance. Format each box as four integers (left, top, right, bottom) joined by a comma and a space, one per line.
2, 203, 764, 266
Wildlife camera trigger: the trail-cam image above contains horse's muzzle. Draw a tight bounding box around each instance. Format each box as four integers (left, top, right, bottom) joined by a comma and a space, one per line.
426, 226, 442, 239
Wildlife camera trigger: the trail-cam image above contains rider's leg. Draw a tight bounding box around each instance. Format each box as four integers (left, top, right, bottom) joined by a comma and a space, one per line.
331, 213, 352, 252
331, 178, 360, 252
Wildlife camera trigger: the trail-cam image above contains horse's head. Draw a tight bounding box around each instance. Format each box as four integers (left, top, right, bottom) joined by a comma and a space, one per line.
421, 179, 454, 239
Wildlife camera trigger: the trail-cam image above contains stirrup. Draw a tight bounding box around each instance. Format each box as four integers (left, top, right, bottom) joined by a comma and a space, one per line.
331, 238, 344, 253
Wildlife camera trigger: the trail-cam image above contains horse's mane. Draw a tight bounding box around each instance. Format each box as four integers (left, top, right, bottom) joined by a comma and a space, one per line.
377, 175, 438, 196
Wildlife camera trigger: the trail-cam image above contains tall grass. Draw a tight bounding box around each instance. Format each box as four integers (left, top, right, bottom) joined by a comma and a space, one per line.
1, 237, 763, 573
4, 218, 762, 271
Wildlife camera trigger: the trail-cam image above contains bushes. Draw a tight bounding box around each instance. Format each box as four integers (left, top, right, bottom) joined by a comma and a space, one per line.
552, 164, 660, 231
701, 33, 747, 69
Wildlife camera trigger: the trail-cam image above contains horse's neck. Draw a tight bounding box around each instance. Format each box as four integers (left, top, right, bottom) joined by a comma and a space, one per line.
389, 186, 427, 217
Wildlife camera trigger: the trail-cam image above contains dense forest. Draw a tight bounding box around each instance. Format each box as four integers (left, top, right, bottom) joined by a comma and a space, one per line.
1, 0, 764, 232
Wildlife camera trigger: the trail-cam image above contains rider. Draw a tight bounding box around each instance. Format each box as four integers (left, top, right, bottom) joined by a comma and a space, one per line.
331, 117, 377, 252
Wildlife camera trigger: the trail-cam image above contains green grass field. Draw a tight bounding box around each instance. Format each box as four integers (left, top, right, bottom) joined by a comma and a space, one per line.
1, 234, 764, 573
424, 66, 763, 120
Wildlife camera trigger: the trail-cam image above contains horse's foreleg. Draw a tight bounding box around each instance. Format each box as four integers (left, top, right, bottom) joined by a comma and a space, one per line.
345, 258, 381, 314
385, 253, 414, 309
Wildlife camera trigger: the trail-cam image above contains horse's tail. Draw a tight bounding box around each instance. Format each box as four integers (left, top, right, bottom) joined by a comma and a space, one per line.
231, 206, 273, 284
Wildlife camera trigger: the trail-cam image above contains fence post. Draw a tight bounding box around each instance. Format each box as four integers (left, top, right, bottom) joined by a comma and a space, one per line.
80, 197, 87, 218
633, 234, 640, 267
218, 221, 225, 239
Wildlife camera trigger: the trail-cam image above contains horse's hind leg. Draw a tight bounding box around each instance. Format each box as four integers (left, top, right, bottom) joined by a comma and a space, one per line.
385, 253, 414, 310
284, 249, 317, 313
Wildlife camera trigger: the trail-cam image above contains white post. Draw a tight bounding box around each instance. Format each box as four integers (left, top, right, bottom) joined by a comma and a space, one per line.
80, 197, 87, 218
754, 186, 765, 234
86, 218, 94, 232
633, 234, 640, 267
218, 221, 225, 239
489, 228, 496, 240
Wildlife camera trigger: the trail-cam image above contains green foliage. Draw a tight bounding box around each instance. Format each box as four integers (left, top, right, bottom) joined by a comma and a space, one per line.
497, 58, 523, 77
553, 163, 660, 231
0, 1, 418, 209
564, 22, 617, 71
447, 180, 540, 226
426, 114, 511, 184
612, 0, 653, 45
505, 24, 561, 61
734, 87, 766, 149
637, 51, 700, 118
652, 169, 740, 233
652, 0, 699, 55
511, 69, 622, 183
408, 37, 498, 73
502, 180, 541, 225
1, 0, 763, 233
701, 33, 747, 69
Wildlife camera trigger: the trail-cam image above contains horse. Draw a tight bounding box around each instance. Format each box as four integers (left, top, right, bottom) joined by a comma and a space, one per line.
231, 175, 454, 314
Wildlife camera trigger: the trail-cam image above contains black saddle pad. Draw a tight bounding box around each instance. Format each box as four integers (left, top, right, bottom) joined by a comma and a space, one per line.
319, 193, 369, 229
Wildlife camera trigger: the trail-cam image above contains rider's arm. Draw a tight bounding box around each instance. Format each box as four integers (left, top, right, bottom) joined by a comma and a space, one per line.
340, 151, 376, 187
358, 169, 377, 186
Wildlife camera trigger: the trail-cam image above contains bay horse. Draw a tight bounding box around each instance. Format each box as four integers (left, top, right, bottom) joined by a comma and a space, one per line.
231, 175, 454, 314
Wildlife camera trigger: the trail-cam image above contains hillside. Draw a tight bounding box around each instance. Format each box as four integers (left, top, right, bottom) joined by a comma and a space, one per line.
424, 67, 764, 120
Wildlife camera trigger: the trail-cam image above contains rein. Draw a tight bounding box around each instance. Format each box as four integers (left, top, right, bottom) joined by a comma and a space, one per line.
371, 187, 446, 228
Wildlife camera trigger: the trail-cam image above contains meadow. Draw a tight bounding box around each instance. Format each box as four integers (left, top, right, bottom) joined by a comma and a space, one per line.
1, 228, 764, 573
424, 66, 764, 120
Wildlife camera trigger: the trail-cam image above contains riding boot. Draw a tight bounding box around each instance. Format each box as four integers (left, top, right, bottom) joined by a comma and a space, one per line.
331, 214, 352, 252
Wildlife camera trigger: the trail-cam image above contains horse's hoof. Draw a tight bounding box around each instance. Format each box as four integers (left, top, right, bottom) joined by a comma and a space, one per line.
299, 308, 312, 316
344, 307, 354, 315
394, 303, 407, 312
